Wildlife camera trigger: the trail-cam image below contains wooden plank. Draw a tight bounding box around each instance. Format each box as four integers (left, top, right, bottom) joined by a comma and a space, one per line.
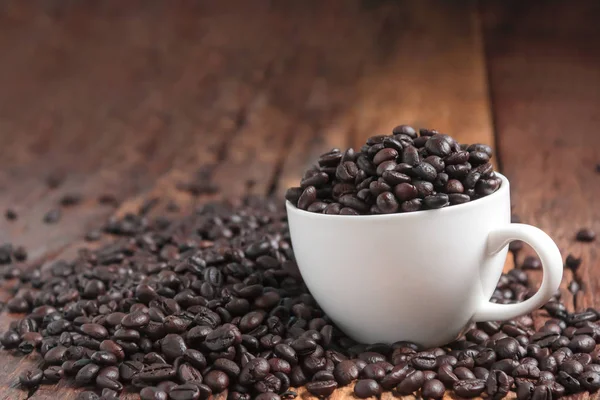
482, 0, 600, 323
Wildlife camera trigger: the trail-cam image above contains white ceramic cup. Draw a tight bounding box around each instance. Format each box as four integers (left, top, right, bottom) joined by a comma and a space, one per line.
286, 173, 563, 347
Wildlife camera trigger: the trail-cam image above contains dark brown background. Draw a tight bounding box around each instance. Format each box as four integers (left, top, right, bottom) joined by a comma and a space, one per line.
0, 0, 599, 399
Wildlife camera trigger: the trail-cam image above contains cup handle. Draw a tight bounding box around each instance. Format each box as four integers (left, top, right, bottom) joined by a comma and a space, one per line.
473, 223, 563, 322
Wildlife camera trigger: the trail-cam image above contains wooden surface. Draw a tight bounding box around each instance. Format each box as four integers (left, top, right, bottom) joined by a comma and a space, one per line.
0, 0, 598, 399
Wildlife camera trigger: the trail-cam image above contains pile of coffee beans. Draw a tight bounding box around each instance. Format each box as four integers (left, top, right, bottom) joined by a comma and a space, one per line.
286, 125, 500, 215
0, 197, 598, 400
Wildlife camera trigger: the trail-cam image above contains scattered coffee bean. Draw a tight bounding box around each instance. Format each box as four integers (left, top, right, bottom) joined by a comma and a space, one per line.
19, 368, 43, 388
422, 379, 445, 399
43, 208, 61, 224
5, 208, 17, 221
3, 192, 600, 400
354, 379, 382, 398
576, 228, 596, 242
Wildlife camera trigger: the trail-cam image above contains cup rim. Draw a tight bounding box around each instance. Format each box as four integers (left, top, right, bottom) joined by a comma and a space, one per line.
286, 172, 509, 220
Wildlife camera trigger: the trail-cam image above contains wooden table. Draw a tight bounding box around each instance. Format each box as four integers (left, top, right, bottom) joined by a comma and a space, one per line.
0, 1, 599, 399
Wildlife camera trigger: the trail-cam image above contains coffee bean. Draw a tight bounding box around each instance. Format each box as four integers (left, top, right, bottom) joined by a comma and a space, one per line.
424, 194, 449, 209
43, 208, 61, 223
361, 363, 386, 380
396, 370, 425, 395
454, 366, 476, 380
413, 162, 438, 181
420, 379, 444, 399
19, 368, 43, 388
5, 208, 17, 221
373, 148, 398, 165
137, 364, 176, 383
140, 387, 168, 400
453, 379, 486, 398
576, 228, 596, 242
376, 192, 399, 214
306, 380, 337, 397
425, 135, 452, 157
558, 371, 581, 393
401, 146, 420, 166
169, 383, 201, 400
332, 360, 359, 386
76, 363, 101, 386
354, 379, 382, 398
297, 186, 317, 210
76, 391, 100, 400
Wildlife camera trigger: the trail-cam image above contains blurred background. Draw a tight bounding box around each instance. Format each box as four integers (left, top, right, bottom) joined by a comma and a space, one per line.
0, 0, 598, 265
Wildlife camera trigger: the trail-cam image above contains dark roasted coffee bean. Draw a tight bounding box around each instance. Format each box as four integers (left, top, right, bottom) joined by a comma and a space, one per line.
361, 363, 386, 381
454, 366, 476, 380
373, 148, 398, 165
137, 364, 176, 383
558, 370, 581, 393
140, 387, 168, 400
76, 363, 101, 386
306, 380, 337, 397
569, 334, 596, 353
369, 179, 391, 196
393, 125, 417, 138
333, 360, 359, 385
44, 365, 64, 382
43, 208, 61, 223
380, 363, 412, 389
425, 135, 452, 157
169, 383, 201, 400
413, 162, 437, 181
19, 368, 43, 388
354, 379, 382, 398
424, 194, 449, 209
376, 192, 399, 214
396, 370, 425, 395
297, 186, 317, 210
566, 254, 582, 271
580, 370, 600, 391
394, 183, 418, 202
76, 391, 100, 400
576, 228, 596, 242
422, 379, 445, 399
453, 379, 486, 398
401, 145, 420, 166
531, 384, 553, 400
516, 380, 535, 400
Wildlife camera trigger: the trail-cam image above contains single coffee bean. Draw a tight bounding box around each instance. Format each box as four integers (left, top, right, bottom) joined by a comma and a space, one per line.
566, 254, 582, 271
373, 148, 398, 165
453, 379, 486, 398
424, 194, 449, 209
576, 228, 596, 242
401, 146, 420, 166
297, 186, 317, 210
422, 379, 445, 399
305, 380, 338, 397
376, 192, 399, 214
425, 135, 452, 157
454, 366, 476, 380
396, 370, 425, 395
354, 379, 382, 398
169, 383, 201, 400
19, 368, 43, 388
140, 387, 168, 400
413, 162, 437, 181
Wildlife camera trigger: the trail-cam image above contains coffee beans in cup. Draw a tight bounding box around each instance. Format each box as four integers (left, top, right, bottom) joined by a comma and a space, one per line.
286, 125, 500, 214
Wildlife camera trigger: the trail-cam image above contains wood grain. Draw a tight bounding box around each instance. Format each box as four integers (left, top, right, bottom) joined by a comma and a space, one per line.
482, 0, 600, 319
